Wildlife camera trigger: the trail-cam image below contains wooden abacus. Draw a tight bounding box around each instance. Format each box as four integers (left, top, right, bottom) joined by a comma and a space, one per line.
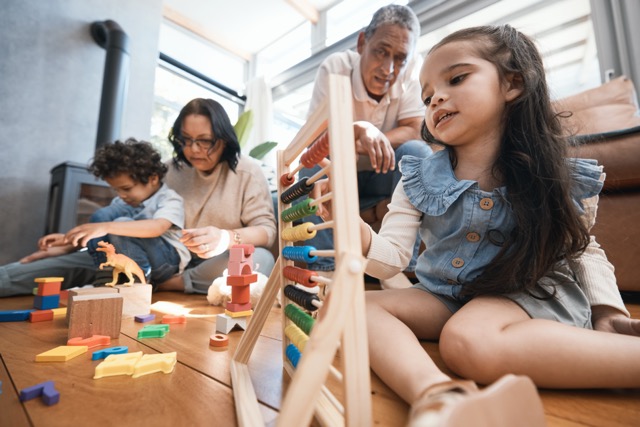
230, 74, 371, 426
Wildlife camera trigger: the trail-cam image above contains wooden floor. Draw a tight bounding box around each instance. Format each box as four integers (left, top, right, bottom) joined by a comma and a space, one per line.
1, 288, 639, 426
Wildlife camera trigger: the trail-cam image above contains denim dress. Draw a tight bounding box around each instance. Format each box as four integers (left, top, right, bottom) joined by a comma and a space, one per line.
401, 149, 604, 327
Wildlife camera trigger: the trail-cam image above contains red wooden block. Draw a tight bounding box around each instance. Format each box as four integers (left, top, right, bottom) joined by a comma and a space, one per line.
36, 281, 61, 296
225, 301, 252, 312
29, 310, 54, 322
226, 274, 258, 287
231, 285, 250, 305
209, 333, 229, 347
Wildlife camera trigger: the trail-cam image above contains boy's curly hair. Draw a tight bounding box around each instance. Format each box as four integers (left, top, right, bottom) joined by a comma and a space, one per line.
89, 138, 167, 184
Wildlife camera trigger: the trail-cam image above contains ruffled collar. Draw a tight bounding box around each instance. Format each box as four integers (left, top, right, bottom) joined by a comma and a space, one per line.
401, 150, 603, 216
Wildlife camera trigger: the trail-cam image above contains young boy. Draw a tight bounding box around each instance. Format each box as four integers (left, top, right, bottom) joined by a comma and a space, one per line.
39, 138, 190, 286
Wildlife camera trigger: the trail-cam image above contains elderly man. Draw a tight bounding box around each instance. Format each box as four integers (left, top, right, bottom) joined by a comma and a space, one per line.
301, 4, 430, 288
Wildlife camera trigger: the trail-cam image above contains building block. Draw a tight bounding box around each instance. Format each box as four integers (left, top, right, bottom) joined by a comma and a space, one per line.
230, 285, 251, 306
67, 335, 111, 349
59, 290, 69, 306
51, 307, 67, 317
161, 314, 186, 324
0, 309, 34, 322
134, 313, 155, 323
29, 310, 54, 322
224, 309, 253, 318
34, 277, 64, 284
209, 333, 229, 347
34, 294, 60, 310
226, 274, 258, 286
215, 313, 247, 334
67, 294, 123, 340
92, 346, 129, 361
94, 351, 143, 379
115, 283, 152, 318
35, 345, 88, 362
36, 280, 62, 296
228, 245, 254, 276
66, 287, 118, 323
19, 381, 60, 406
225, 302, 252, 312
132, 352, 177, 378
137, 324, 169, 339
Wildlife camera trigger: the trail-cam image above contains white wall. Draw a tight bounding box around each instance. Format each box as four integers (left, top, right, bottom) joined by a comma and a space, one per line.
0, 0, 163, 263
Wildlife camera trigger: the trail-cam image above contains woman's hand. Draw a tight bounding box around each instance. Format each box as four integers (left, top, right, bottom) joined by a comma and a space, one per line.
354, 121, 395, 174
181, 226, 230, 259
592, 305, 640, 336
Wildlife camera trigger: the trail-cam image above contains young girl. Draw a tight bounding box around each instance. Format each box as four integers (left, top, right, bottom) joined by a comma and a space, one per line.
316, 25, 640, 425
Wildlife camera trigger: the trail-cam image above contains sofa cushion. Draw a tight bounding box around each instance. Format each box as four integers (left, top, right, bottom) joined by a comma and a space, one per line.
554, 76, 640, 136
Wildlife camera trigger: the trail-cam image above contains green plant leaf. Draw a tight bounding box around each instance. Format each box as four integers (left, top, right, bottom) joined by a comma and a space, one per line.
249, 141, 278, 160
234, 110, 254, 148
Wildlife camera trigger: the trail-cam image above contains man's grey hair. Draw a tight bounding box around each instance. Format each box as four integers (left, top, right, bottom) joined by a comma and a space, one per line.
363, 4, 420, 45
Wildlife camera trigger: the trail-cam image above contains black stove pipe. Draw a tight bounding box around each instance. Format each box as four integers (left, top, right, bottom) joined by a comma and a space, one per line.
90, 20, 129, 151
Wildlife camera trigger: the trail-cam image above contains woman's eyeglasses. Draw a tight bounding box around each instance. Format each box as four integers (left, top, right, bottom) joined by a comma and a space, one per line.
177, 136, 218, 150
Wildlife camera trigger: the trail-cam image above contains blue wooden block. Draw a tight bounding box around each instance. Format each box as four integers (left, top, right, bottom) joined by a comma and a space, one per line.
0, 309, 34, 322
34, 294, 60, 310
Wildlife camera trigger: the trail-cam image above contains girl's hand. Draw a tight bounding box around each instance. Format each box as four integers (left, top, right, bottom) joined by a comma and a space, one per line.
64, 223, 109, 247
310, 178, 333, 222
181, 226, 230, 259
354, 121, 395, 174
591, 305, 640, 336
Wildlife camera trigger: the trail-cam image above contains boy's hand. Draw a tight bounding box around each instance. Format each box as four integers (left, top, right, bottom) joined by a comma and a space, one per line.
64, 223, 109, 247
592, 305, 640, 336
38, 233, 66, 250
20, 245, 75, 264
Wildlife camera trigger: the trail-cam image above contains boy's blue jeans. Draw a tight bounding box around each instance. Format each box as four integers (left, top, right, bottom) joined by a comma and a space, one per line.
298, 140, 432, 272
87, 206, 179, 284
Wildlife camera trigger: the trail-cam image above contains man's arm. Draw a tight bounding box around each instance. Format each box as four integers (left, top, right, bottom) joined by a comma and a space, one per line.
384, 116, 423, 148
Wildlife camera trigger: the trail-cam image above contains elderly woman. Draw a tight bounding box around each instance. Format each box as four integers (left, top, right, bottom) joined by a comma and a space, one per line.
157, 98, 276, 293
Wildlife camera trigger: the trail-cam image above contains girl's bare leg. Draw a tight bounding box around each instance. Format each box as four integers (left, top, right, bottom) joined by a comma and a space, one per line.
366, 288, 453, 403
440, 296, 640, 388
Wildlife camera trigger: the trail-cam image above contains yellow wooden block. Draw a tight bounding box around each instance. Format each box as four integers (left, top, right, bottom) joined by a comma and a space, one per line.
34, 277, 65, 283
224, 309, 253, 318
132, 352, 177, 378
35, 345, 88, 362
51, 307, 67, 317
94, 351, 143, 379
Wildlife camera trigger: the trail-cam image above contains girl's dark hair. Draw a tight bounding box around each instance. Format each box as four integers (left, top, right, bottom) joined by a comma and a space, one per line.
168, 98, 241, 172
421, 25, 591, 297
90, 138, 167, 183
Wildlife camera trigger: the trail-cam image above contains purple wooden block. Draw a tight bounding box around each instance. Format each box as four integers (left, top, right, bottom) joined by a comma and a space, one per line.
19, 380, 60, 406
134, 313, 155, 323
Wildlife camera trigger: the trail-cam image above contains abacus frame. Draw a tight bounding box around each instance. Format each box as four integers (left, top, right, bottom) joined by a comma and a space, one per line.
230, 74, 371, 426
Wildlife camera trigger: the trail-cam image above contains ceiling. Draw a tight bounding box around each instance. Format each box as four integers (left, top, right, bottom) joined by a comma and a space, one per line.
163, 0, 338, 60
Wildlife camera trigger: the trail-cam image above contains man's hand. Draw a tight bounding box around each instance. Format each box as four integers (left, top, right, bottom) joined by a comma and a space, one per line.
592, 305, 640, 336
20, 245, 75, 264
354, 121, 395, 174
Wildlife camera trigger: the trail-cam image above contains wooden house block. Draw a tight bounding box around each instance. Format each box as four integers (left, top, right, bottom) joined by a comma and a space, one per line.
115, 284, 152, 318
66, 287, 118, 324
67, 294, 123, 340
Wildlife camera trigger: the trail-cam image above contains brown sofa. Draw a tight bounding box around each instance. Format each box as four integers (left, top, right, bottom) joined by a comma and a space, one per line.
558, 76, 640, 293
362, 76, 640, 292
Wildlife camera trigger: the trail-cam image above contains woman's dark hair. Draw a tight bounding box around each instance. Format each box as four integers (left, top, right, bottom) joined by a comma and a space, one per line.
168, 98, 241, 172
90, 138, 167, 183
421, 25, 591, 297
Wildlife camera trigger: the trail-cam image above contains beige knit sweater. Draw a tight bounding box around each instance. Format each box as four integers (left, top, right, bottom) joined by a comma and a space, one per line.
165, 155, 277, 248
